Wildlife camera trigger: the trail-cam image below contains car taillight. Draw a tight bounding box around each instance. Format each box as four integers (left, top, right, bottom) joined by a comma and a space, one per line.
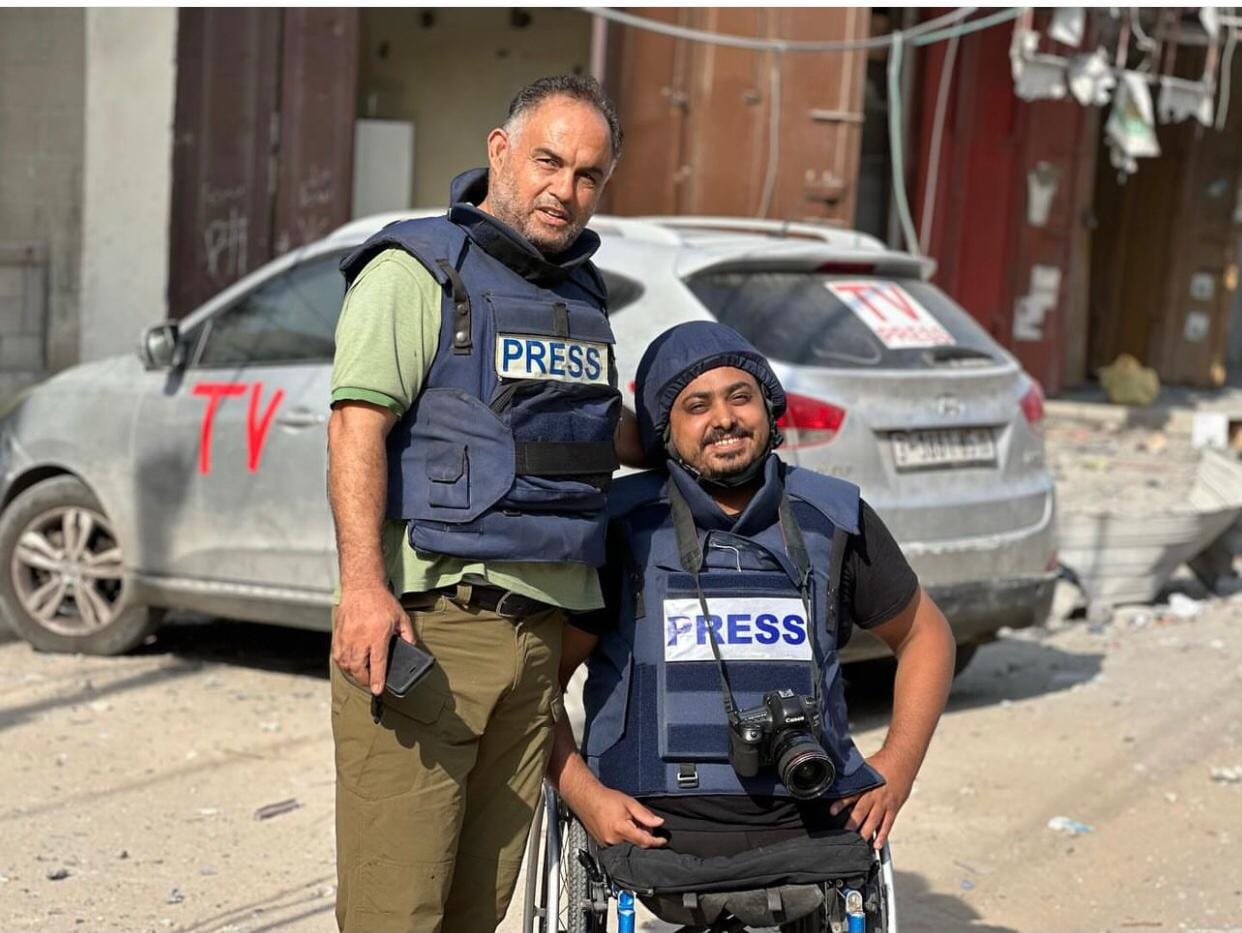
1020, 381, 1045, 426
777, 393, 846, 447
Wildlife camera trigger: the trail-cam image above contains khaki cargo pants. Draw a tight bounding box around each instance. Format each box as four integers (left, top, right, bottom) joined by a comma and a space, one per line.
332, 592, 565, 933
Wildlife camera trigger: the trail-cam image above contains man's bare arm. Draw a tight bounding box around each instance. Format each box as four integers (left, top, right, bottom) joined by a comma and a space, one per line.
327, 401, 412, 694
614, 407, 647, 469
830, 586, 955, 848
547, 626, 665, 847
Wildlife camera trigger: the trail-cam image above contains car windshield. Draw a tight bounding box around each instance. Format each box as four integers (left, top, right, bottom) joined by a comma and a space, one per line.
686, 270, 1002, 369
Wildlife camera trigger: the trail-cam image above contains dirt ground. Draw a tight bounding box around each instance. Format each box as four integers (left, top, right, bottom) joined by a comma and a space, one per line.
1, 588, 1239, 933
3, 412, 1242, 933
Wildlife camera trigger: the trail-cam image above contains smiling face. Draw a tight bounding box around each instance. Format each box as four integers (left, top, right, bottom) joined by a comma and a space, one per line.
479, 95, 614, 254
668, 367, 771, 482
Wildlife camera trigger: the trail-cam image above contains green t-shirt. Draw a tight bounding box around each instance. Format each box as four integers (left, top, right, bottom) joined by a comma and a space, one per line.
330, 248, 603, 611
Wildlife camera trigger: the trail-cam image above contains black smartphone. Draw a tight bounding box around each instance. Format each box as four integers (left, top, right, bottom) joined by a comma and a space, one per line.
384, 635, 436, 698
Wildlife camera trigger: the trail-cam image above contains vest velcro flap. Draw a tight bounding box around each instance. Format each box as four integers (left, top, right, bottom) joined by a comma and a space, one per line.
582, 630, 633, 760
405, 388, 514, 523
596, 830, 874, 895
485, 294, 615, 343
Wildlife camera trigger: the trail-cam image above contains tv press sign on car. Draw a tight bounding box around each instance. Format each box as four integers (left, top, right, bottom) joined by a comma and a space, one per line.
826, 281, 956, 349
495, 334, 610, 384
663, 598, 812, 662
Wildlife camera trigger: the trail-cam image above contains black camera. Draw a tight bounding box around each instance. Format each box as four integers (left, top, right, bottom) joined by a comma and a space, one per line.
727, 689, 836, 799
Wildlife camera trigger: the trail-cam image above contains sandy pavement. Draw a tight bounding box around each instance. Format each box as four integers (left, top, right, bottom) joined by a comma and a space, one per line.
1, 582, 1239, 933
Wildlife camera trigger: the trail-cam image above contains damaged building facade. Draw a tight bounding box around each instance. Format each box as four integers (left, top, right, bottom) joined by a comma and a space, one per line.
2, 7, 1242, 398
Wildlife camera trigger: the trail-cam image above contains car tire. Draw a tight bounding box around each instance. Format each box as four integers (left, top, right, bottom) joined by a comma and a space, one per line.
0, 475, 160, 655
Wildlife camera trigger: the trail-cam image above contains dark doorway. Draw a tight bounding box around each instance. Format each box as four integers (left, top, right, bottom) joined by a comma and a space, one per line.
168, 9, 358, 318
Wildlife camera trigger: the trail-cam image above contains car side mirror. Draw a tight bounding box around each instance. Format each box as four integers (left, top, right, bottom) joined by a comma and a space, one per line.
138, 322, 183, 371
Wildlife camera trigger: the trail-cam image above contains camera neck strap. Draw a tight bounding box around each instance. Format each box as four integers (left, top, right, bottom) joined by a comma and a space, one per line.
775, 493, 823, 709
667, 479, 739, 720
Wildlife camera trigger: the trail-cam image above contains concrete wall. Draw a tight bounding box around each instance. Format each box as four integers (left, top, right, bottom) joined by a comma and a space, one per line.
80, 8, 177, 362
0, 9, 85, 393
356, 8, 592, 207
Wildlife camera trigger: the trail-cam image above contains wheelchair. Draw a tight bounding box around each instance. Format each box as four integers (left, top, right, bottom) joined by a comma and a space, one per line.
522, 784, 898, 933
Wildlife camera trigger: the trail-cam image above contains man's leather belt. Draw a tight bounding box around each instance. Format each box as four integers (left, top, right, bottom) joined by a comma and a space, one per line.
426, 583, 556, 620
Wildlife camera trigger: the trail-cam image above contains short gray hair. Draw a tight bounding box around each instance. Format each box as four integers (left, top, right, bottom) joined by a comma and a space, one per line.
504, 74, 623, 163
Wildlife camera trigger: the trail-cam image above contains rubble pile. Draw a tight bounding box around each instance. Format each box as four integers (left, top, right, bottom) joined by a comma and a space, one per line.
1049, 407, 1242, 608
1046, 418, 1200, 515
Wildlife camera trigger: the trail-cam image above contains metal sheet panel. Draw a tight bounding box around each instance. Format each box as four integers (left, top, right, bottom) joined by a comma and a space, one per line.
273, 8, 359, 255
606, 7, 866, 224
601, 7, 689, 216
168, 9, 281, 318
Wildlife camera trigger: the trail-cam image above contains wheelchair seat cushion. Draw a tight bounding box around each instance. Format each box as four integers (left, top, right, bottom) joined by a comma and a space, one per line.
596, 828, 874, 895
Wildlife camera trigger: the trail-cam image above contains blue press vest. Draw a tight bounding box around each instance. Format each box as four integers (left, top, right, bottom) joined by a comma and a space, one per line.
581, 458, 884, 800
340, 178, 621, 566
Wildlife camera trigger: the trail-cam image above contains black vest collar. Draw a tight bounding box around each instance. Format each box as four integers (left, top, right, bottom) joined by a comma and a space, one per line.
666, 454, 785, 537
447, 168, 601, 288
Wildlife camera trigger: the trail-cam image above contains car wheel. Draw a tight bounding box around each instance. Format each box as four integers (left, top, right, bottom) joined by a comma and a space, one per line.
0, 475, 160, 654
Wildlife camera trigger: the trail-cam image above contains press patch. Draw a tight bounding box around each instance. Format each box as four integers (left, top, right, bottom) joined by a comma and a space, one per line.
826, 280, 955, 349
663, 597, 812, 662
495, 335, 609, 385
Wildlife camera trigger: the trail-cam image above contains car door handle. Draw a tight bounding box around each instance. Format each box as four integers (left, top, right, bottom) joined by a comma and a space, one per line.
276, 408, 327, 428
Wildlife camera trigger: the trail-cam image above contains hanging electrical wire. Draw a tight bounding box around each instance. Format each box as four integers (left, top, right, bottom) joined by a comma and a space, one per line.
583, 6, 980, 54
907, 6, 1024, 47
1217, 9, 1239, 130
918, 29, 960, 254
757, 52, 783, 219
887, 32, 922, 256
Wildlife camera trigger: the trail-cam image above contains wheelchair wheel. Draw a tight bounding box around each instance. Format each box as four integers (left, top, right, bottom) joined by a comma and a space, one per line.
561, 814, 607, 933
780, 843, 897, 933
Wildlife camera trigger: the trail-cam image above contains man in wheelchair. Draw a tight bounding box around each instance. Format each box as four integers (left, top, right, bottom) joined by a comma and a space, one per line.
547, 322, 956, 930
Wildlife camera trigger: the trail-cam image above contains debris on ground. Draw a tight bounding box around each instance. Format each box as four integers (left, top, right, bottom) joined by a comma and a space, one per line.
1098, 354, 1160, 406
1047, 816, 1094, 835
46, 867, 71, 881
253, 798, 302, 821
1209, 766, 1242, 784
1165, 593, 1206, 620
1052, 408, 1242, 606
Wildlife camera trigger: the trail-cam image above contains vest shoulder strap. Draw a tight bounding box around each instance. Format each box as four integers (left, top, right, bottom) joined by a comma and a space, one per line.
339, 215, 466, 289
784, 466, 860, 535
576, 259, 609, 306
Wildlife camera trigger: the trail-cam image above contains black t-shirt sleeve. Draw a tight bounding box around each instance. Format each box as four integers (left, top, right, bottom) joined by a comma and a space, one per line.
841, 500, 919, 630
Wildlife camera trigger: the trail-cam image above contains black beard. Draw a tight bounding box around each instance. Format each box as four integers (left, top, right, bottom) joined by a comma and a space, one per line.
695, 429, 757, 481
700, 451, 762, 483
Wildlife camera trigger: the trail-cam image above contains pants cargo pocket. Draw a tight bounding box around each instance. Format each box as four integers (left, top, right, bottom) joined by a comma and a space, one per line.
333, 661, 464, 801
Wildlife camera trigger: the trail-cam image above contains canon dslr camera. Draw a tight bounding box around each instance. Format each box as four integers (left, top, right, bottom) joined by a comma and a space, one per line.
728, 688, 836, 799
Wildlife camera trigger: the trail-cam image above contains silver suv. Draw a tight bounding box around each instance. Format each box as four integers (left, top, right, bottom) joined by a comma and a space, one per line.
0, 214, 1055, 673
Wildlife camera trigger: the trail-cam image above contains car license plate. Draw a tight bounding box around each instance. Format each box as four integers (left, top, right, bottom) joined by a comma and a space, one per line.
891, 428, 996, 470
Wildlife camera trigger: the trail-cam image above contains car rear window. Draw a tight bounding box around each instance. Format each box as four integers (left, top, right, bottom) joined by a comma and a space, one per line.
685, 270, 1002, 369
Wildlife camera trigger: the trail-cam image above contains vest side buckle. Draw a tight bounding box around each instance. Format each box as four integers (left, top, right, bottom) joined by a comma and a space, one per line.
676, 762, 699, 789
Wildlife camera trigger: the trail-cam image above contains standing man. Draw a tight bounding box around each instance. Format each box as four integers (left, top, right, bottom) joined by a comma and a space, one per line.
328, 76, 633, 933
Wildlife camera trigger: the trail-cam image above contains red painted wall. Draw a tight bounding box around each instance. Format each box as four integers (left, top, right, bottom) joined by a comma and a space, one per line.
912, 14, 1097, 394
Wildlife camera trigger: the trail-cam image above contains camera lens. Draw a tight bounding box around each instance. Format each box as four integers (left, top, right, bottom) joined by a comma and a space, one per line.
774, 733, 836, 800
